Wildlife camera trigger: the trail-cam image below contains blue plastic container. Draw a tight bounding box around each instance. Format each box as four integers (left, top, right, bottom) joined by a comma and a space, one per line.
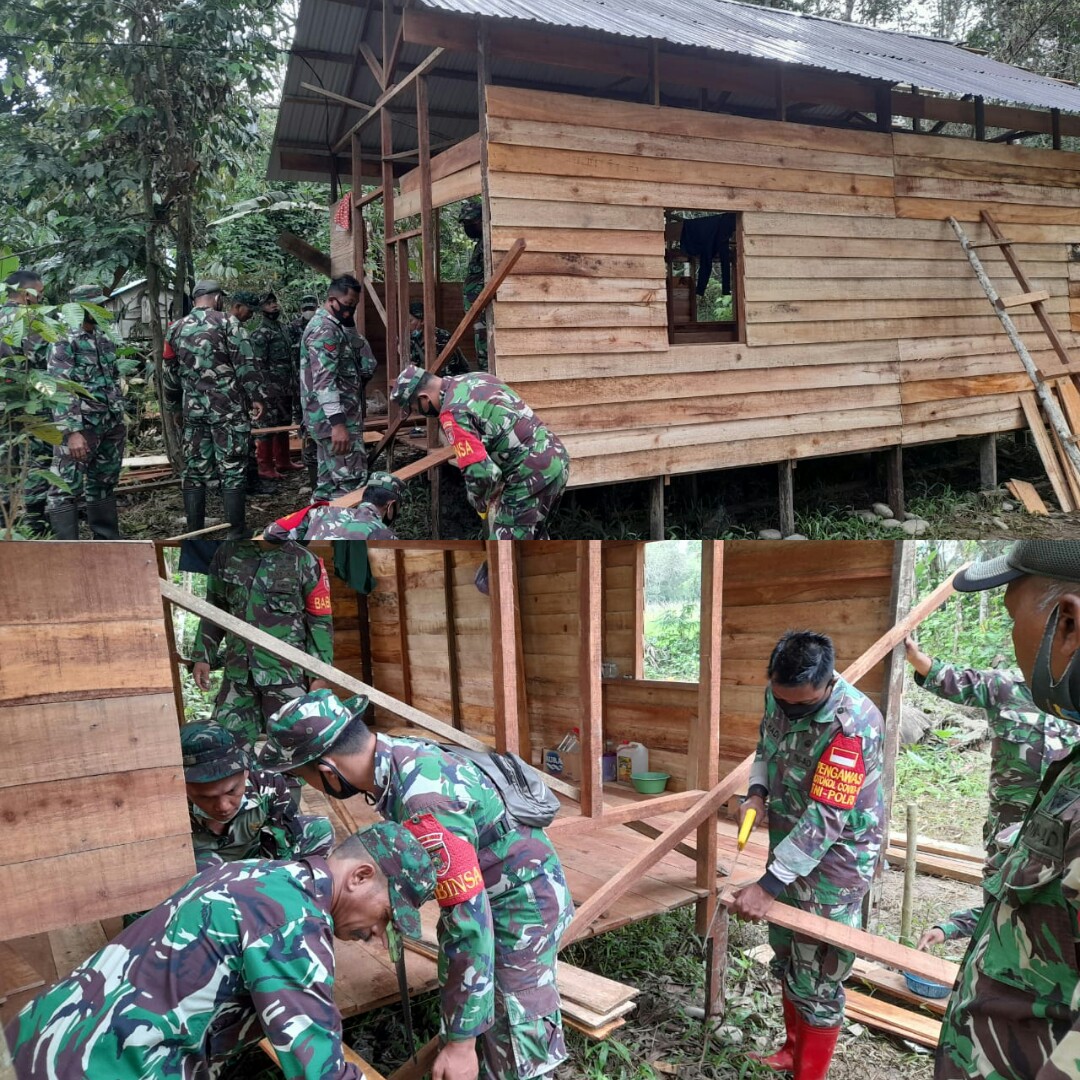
904, 971, 950, 999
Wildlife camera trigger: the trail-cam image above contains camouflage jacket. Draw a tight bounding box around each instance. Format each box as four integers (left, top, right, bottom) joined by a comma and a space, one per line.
0, 303, 50, 369
409, 326, 469, 376
437, 374, 568, 512
162, 307, 263, 422
372, 733, 565, 1041
264, 501, 399, 543
936, 747, 1080, 1080
190, 767, 334, 871
749, 675, 885, 905
6, 857, 361, 1080
917, 661, 1080, 845
250, 315, 297, 401
300, 307, 376, 439
463, 240, 484, 311
47, 325, 124, 434
192, 540, 334, 687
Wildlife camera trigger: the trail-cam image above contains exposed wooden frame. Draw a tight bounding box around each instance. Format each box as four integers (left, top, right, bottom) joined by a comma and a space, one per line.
632, 546, 645, 681
393, 550, 412, 706
155, 545, 188, 728
442, 551, 463, 729
578, 541, 604, 818
487, 541, 523, 756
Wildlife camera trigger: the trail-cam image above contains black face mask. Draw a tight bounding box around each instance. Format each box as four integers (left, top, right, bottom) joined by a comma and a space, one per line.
264, 309, 280, 321
317, 759, 365, 801
418, 397, 439, 418
1031, 605, 1080, 723
774, 682, 833, 721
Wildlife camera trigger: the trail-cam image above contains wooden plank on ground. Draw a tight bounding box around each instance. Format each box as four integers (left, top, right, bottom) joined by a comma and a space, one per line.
49, 923, 108, 980
845, 988, 942, 1049
0, 943, 45, 1003
1007, 479, 1050, 515
884, 847, 983, 885
887, 833, 985, 863
1020, 392, 1075, 512
850, 958, 949, 1017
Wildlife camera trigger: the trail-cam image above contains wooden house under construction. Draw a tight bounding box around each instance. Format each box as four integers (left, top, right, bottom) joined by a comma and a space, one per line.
269, 0, 1080, 528
0, 538, 967, 1069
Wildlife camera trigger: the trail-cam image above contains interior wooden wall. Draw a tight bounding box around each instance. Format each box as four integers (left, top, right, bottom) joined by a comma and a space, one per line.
0, 543, 193, 941
356, 540, 899, 794
484, 84, 1080, 486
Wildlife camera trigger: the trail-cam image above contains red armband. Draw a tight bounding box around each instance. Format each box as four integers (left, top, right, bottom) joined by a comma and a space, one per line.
162, 341, 176, 360
808, 734, 865, 810
440, 414, 488, 468
404, 813, 484, 907
305, 559, 332, 616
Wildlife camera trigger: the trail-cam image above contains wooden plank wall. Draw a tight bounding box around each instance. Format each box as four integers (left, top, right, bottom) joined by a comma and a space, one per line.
357, 543, 897, 794
484, 85, 1080, 486
0, 543, 194, 941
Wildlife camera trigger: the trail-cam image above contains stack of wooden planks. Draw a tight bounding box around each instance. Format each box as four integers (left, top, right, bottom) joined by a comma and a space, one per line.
1018, 380, 1080, 512
886, 832, 985, 885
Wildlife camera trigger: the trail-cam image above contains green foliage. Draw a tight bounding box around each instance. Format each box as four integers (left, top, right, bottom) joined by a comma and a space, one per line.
645, 603, 702, 682
894, 743, 988, 803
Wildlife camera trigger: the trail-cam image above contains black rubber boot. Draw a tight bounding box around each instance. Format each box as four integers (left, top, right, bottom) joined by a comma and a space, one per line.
182, 485, 207, 532
47, 503, 80, 539
307, 459, 318, 492
223, 487, 247, 538
86, 496, 121, 539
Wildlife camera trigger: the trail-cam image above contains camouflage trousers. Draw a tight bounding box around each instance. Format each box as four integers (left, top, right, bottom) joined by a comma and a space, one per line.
488, 466, 569, 541
312, 425, 367, 501
256, 394, 293, 445
21, 433, 55, 526
767, 896, 863, 1027
212, 678, 307, 752
475, 324, 488, 373
46, 421, 126, 510
182, 417, 250, 489
473, 860, 575, 1079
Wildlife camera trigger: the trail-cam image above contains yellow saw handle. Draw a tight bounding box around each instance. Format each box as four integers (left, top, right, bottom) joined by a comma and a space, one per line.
737, 807, 757, 850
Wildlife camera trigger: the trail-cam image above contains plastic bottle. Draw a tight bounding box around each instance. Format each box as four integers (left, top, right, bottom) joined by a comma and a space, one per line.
616, 741, 648, 784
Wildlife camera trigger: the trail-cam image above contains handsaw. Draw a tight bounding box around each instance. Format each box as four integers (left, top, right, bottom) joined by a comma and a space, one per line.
704, 806, 757, 943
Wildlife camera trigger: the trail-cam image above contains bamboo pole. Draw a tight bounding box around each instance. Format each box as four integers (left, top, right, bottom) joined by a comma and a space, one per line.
900, 803, 917, 947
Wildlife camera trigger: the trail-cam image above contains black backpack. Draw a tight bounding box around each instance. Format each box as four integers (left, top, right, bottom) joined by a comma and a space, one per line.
441, 745, 561, 830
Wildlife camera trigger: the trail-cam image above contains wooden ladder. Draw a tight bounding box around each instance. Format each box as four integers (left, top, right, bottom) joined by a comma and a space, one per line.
949, 210, 1080, 512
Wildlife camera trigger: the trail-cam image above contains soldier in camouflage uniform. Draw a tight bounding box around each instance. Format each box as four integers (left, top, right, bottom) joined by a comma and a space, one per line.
191, 539, 335, 752
162, 280, 265, 535
181, 721, 333, 871
251, 290, 304, 480
260, 689, 575, 1080
933, 540, 1080, 1080
459, 199, 488, 371
44, 284, 126, 540
301, 275, 377, 501
904, 635, 1080, 950
264, 471, 406, 542
6, 821, 437, 1080
391, 364, 569, 540
733, 630, 884, 1080
408, 300, 470, 376
1, 268, 53, 535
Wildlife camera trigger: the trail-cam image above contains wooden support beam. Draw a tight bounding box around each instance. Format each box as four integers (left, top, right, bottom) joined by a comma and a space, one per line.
546, 789, 709, 835
158, 577, 578, 800
358, 41, 385, 89
623, 820, 699, 862
778, 460, 795, 537
632, 545, 645, 680
394, 550, 412, 706
649, 476, 664, 540
276, 231, 331, 277
357, 592, 374, 687
332, 48, 445, 150
351, 134, 366, 334
1052, 107, 1063, 150
886, 446, 905, 520
329, 446, 456, 509
488, 541, 522, 757
578, 541, 604, 818
973, 95, 986, 140
363, 276, 387, 327
979, 434, 998, 490
442, 551, 462, 729
155, 545, 188, 729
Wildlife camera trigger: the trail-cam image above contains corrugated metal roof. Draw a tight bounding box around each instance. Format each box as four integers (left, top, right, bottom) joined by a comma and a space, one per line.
418, 0, 1080, 113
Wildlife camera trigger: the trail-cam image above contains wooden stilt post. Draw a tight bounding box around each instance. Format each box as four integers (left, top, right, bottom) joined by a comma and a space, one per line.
886, 446, 905, 520
578, 541, 604, 819
979, 433, 998, 490
778, 459, 795, 537
155, 545, 188, 728
693, 541, 724, 1015
649, 476, 664, 540
488, 541, 522, 756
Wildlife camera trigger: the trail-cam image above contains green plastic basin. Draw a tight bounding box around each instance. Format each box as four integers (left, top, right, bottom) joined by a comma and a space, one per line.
631, 772, 671, 794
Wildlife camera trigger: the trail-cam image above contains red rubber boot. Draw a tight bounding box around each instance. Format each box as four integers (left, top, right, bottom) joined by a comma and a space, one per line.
793, 1020, 841, 1080
256, 438, 282, 480
748, 992, 798, 1073
275, 431, 304, 471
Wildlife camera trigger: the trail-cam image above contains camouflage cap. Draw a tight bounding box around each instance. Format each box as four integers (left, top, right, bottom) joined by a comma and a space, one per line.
954, 540, 1080, 592
192, 279, 222, 298
354, 821, 437, 943
458, 198, 482, 224
70, 284, 108, 305
258, 688, 369, 770
232, 289, 263, 308
300, 295, 318, 310
180, 721, 250, 783
390, 364, 429, 411
365, 471, 406, 502
261, 290, 278, 304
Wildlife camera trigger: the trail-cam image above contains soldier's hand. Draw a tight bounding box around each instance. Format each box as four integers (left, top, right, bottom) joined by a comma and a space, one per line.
192, 661, 212, 692
308, 678, 331, 693
904, 635, 932, 676
917, 926, 946, 951
432, 1039, 479, 1080
739, 794, 765, 831
67, 431, 90, 462
251, 400, 265, 422
330, 423, 350, 454
730, 881, 775, 922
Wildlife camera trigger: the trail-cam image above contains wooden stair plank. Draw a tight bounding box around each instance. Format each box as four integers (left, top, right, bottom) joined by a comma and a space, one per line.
1007, 478, 1050, 515
1020, 392, 1075, 512
998, 290, 1050, 309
